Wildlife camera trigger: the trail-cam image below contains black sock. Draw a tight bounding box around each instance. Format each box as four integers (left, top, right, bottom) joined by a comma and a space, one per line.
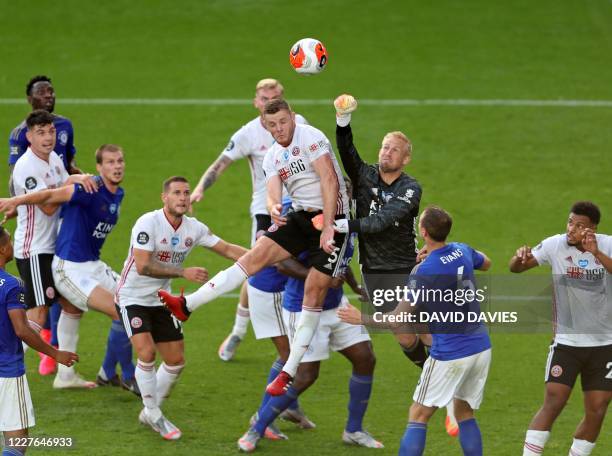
400, 339, 429, 369
182, 299, 191, 316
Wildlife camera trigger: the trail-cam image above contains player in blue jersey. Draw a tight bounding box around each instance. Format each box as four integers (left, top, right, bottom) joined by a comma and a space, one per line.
8, 76, 81, 377
0, 144, 137, 392
0, 226, 78, 456
339, 206, 492, 456
239, 207, 381, 452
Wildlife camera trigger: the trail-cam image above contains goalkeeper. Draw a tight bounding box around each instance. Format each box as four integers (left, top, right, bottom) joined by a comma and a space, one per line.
332, 95, 429, 366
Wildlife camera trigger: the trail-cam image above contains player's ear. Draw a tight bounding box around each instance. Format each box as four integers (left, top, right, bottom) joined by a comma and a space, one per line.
402, 152, 411, 167
25, 129, 32, 143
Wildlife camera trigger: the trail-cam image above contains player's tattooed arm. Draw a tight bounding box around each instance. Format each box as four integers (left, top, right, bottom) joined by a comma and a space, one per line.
133, 248, 208, 282
192, 155, 233, 202
509, 245, 539, 273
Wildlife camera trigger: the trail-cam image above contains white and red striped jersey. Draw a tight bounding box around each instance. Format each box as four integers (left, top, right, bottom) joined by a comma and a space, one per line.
532, 233, 612, 347
116, 209, 220, 307
222, 114, 307, 216
12, 148, 69, 258
262, 123, 348, 216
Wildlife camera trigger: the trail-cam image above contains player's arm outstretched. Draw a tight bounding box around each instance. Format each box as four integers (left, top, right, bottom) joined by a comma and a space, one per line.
133, 248, 208, 283
9, 307, 78, 367
191, 154, 234, 204
509, 245, 539, 273
312, 154, 339, 254
334, 94, 367, 184
208, 239, 248, 262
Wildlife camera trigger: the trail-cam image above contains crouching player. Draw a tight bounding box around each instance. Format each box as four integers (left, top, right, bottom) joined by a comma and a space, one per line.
1, 227, 78, 456
340, 206, 492, 456
238, 230, 381, 452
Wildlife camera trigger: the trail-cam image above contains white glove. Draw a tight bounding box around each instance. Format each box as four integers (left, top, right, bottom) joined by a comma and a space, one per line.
333, 218, 349, 233
334, 94, 358, 127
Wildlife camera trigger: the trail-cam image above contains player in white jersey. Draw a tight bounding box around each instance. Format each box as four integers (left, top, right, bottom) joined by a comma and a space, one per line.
510, 201, 612, 456
10, 110, 95, 338
190, 79, 307, 362
116, 176, 247, 440
160, 99, 350, 396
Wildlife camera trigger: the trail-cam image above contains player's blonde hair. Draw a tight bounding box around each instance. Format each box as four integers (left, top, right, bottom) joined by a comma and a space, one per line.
95, 144, 123, 164
383, 131, 412, 155
255, 78, 284, 94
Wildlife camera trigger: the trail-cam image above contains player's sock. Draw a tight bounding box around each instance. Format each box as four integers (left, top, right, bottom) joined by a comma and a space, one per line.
254, 386, 299, 436
458, 418, 482, 456
186, 263, 248, 312
113, 321, 135, 381
22, 319, 43, 352
156, 362, 184, 407
135, 360, 161, 420
231, 303, 250, 339
400, 338, 428, 369
282, 306, 322, 377
345, 373, 373, 433
49, 301, 61, 346
57, 311, 81, 379
101, 321, 120, 379
568, 438, 595, 456
399, 422, 427, 455
2, 447, 25, 456
523, 430, 550, 455
258, 358, 284, 415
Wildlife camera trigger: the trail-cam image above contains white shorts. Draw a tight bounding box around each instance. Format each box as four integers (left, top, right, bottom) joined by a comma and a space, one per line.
413, 348, 491, 409
283, 298, 371, 363
248, 284, 286, 339
0, 375, 35, 431
52, 257, 119, 312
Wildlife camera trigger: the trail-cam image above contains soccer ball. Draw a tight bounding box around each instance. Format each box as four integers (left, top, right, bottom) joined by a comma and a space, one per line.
289, 38, 328, 75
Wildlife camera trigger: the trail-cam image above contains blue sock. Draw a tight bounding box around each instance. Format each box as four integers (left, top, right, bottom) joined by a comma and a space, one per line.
49, 301, 61, 346
399, 422, 427, 456
254, 386, 299, 436
3, 447, 25, 456
345, 373, 373, 432
257, 359, 299, 415
102, 321, 119, 379
112, 320, 135, 381
458, 418, 482, 456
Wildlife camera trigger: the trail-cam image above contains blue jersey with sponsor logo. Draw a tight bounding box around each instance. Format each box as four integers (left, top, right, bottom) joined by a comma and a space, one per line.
9, 114, 76, 170
0, 270, 27, 378
409, 242, 490, 361
55, 177, 123, 262
283, 233, 357, 312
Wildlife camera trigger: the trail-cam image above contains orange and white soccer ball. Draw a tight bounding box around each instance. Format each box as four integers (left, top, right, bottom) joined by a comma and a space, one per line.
289, 38, 328, 75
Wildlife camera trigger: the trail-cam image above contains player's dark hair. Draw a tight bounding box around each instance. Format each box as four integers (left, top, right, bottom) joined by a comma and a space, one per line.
26, 75, 52, 96
163, 176, 189, 193
571, 201, 600, 225
263, 99, 291, 115
95, 144, 123, 164
0, 227, 10, 246
26, 109, 55, 130
420, 205, 453, 242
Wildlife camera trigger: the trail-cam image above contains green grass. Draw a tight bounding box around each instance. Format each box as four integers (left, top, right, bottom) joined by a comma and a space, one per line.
1, 0, 611, 454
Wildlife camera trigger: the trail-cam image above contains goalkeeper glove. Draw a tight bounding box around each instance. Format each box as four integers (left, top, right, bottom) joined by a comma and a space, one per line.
334, 94, 358, 127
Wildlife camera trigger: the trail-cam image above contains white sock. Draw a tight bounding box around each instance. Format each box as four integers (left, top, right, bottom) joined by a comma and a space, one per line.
283, 307, 322, 377
156, 362, 184, 407
524, 430, 550, 455
186, 263, 248, 312
446, 400, 457, 427
231, 303, 250, 338
22, 320, 42, 352
57, 312, 81, 379
135, 360, 161, 420
569, 438, 595, 456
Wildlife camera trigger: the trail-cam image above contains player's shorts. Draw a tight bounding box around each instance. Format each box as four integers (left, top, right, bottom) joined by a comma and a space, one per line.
545, 342, 612, 391
264, 210, 348, 277
413, 348, 491, 410
283, 297, 371, 363
251, 214, 272, 247
15, 254, 58, 309
0, 375, 35, 431
248, 284, 286, 339
117, 304, 183, 343
52, 257, 119, 312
